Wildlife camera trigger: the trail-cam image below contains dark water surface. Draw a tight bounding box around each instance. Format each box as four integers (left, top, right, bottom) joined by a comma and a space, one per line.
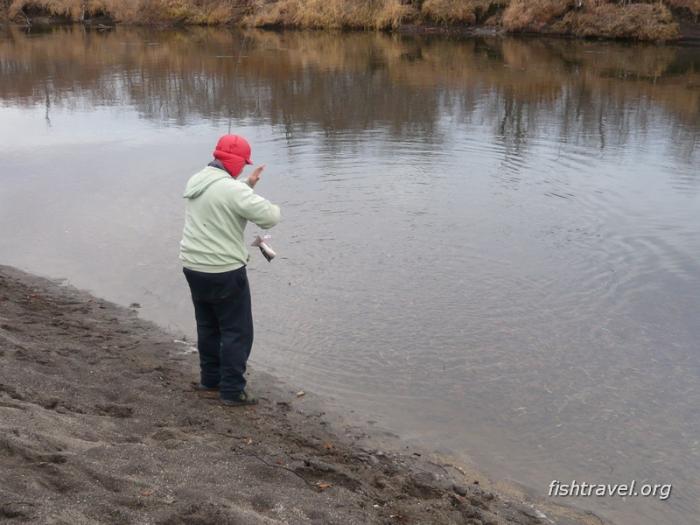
1, 26, 699, 525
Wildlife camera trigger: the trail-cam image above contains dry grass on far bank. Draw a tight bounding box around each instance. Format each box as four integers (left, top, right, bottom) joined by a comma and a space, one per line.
500, 0, 571, 32
244, 0, 416, 30
2, 0, 695, 40
665, 0, 700, 17
5, 0, 242, 24
420, 0, 507, 25
557, 2, 680, 41
502, 0, 680, 41
247, 0, 684, 40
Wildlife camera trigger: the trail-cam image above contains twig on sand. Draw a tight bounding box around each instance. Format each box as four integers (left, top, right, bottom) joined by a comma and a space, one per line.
439, 461, 467, 477
0, 501, 35, 519
232, 448, 316, 489
426, 461, 451, 477
1, 501, 35, 506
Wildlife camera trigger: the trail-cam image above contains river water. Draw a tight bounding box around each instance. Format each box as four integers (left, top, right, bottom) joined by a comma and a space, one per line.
1, 26, 698, 525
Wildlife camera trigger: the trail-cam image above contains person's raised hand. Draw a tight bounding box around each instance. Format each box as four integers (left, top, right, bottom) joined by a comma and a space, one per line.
247, 165, 265, 189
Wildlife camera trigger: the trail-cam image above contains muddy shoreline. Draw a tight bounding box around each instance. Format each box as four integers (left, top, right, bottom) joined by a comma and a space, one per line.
0, 265, 603, 524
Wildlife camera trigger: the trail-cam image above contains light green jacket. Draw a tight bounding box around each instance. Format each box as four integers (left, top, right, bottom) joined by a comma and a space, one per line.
179, 166, 281, 273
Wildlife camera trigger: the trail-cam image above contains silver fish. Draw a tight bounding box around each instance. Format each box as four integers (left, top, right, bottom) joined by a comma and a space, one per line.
251, 235, 276, 262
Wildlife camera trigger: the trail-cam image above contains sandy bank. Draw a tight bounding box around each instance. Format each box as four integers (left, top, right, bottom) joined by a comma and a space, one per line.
0, 264, 601, 524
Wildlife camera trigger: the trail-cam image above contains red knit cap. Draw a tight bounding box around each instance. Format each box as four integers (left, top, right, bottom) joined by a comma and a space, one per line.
213, 134, 253, 178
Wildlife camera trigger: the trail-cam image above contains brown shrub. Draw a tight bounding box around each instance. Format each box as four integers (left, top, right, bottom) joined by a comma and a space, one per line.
9, 0, 83, 19
421, 0, 506, 25
245, 0, 416, 29
8, 0, 242, 23
502, 1, 680, 41
422, 0, 474, 25
664, 0, 700, 17
502, 0, 572, 32
554, 3, 680, 41
371, 0, 417, 28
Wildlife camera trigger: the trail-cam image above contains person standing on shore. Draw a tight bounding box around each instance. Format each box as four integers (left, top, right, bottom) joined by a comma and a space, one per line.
179, 134, 280, 407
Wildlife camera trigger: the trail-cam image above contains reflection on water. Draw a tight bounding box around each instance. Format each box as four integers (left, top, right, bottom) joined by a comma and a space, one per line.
2, 27, 700, 152
1, 26, 699, 525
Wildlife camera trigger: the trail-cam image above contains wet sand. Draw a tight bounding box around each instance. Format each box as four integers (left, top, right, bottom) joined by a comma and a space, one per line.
0, 265, 600, 524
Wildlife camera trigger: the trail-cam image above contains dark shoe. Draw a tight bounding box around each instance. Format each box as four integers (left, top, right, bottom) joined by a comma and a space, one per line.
221, 391, 258, 407
192, 383, 219, 397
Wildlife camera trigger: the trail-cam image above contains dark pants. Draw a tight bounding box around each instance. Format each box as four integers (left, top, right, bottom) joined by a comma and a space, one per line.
183, 266, 253, 400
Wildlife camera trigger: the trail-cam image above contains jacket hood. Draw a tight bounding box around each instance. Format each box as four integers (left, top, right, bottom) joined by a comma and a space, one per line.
183, 167, 229, 199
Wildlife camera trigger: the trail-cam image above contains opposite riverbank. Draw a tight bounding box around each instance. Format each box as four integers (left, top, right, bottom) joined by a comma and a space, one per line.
0, 265, 602, 524
2, 0, 700, 42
